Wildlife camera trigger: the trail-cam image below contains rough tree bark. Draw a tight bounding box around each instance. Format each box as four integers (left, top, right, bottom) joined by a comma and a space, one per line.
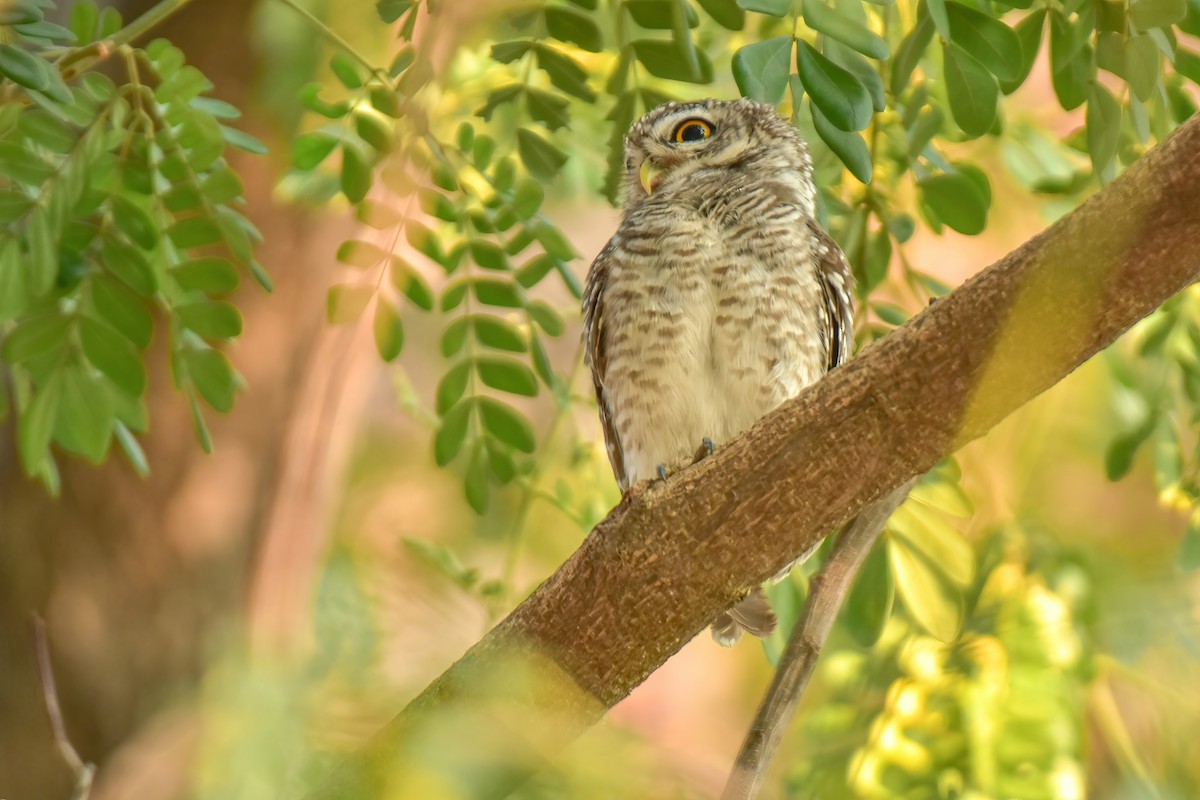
308, 115, 1200, 799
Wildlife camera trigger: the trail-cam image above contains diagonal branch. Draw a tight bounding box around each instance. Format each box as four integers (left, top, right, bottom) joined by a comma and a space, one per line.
305, 115, 1200, 799
720, 480, 917, 800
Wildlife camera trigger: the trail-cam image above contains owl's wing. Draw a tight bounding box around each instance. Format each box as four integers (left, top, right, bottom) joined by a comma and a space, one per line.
807, 219, 856, 370
582, 241, 629, 492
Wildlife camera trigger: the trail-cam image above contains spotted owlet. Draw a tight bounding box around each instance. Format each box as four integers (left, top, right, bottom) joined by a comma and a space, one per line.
582, 98, 855, 646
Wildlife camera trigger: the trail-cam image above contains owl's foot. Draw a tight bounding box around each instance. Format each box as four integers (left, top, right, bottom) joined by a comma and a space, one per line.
692, 437, 715, 463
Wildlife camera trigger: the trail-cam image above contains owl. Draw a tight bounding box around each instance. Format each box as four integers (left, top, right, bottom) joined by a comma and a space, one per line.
582, 98, 855, 646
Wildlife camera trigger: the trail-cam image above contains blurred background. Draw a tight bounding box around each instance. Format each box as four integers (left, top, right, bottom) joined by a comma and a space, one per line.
1, 1, 1198, 799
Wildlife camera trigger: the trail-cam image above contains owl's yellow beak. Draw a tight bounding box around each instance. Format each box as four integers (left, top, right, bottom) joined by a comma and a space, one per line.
639, 160, 664, 195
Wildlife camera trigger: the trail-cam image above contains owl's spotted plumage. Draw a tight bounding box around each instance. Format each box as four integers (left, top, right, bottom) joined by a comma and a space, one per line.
582, 98, 855, 645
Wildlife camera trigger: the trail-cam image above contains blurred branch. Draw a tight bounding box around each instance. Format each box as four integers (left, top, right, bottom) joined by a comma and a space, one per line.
31, 614, 96, 800
305, 115, 1200, 799
720, 480, 916, 800
59, 0, 200, 81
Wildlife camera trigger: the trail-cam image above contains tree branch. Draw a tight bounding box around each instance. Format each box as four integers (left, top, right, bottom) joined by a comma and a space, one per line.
31, 614, 96, 800
306, 115, 1200, 799
720, 481, 916, 800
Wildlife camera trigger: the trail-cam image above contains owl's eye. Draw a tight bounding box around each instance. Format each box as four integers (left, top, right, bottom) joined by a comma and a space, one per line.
672, 118, 714, 143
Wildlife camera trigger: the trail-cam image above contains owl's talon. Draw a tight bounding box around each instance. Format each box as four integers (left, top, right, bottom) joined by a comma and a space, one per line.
693, 437, 716, 463
656, 464, 669, 482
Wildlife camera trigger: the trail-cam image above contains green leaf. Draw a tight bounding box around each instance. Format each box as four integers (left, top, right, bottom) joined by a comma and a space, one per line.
0, 43, 50, 91
377, 0, 414, 23
732, 37, 792, 104
627, 0, 698, 28
18, 370, 59, 477
2, 313, 70, 364
891, 502, 974, 587
112, 196, 159, 249
528, 300, 564, 336
170, 258, 239, 294
341, 143, 372, 202
697, 0, 745, 29
891, 14, 933, 96
330, 52, 364, 89
373, 299, 404, 362
796, 41, 872, 132
486, 438, 517, 484
183, 346, 237, 412
178, 299, 243, 339
80, 316, 145, 396
516, 127, 568, 180
1050, 12, 1090, 111
187, 393, 212, 454
435, 399, 472, 465
924, 0, 951, 41
533, 43, 595, 101
889, 535, 963, 642
545, 6, 603, 52
168, 216, 223, 250
736, 0, 790, 16
299, 83, 350, 119
325, 284, 372, 324
101, 236, 158, 296
293, 131, 339, 170
222, 125, 268, 155
54, 363, 113, 463
478, 397, 536, 452
403, 537, 478, 587
19, 109, 75, 153
943, 43, 998, 137
355, 111, 393, 152
337, 239, 387, 268
1106, 419, 1155, 480
918, 172, 989, 234
470, 241, 509, 271
525, 88, 570, 130
472, 278, 523, 308
438, 361, 473, 417
0, 2, 43, 25
69, 1, 98, 42
394, 261, 435, 311
512, 178, 544, 220
844, 540, 894, 647
945, 2, 1023, 82
804, 1, 889, 60
631, 39, 714, 82
90, 276, 152, 348
1086, 83, 1121, 175
1000, 10, 1046, 94
825, 42, 885, 112
476, 356, 539, 396
1131, 0, 1186, 29
1126, 33, 1160, 101
811, 104, 873, 182
473, 315, 527, 352
113, 421, 149, 477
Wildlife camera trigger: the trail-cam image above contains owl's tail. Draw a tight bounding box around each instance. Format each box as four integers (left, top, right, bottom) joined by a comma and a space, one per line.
710, 587, 777, 647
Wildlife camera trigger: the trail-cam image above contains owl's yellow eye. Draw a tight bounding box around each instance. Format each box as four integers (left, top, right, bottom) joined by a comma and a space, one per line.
672, 118, 714, 143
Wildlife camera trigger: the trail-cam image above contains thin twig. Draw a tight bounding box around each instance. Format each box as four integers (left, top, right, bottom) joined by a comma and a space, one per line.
719, 480, 917, 800
31, 614, 96, 800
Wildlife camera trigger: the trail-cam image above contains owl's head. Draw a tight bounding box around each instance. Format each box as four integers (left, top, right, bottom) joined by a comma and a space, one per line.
621, 98, 813, 212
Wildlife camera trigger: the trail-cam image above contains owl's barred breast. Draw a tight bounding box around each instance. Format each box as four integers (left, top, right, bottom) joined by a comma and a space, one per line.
601, 172, 828, 487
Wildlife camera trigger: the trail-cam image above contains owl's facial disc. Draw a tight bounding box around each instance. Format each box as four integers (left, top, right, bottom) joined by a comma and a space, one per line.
637, 115, 717, 195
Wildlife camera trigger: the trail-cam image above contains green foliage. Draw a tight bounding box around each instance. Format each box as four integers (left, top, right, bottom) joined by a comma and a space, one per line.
8, 0, 1200, 794
0, 0, 266, 490
790, 525, 1097, 799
